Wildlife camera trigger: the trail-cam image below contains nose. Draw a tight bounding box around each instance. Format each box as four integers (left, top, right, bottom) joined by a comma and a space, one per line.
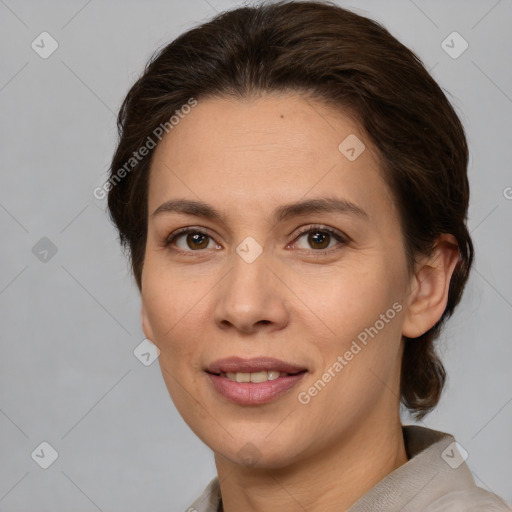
213, 248, 289, 335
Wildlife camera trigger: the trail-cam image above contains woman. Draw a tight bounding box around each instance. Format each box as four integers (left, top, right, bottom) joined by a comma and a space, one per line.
106, 1, 511, 510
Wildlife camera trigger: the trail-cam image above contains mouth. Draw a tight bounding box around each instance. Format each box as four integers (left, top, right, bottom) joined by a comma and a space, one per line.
205, 357, 308, 405
205, 356, 307, 375
216, 369, 304, 383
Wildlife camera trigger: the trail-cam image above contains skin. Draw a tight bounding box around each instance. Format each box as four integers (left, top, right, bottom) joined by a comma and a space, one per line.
140, 92, 459, 511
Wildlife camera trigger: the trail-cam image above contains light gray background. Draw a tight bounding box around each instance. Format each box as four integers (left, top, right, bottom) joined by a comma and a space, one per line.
0, 0, 511, 510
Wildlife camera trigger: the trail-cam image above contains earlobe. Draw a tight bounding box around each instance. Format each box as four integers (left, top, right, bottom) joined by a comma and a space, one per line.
402, 234, 460, 339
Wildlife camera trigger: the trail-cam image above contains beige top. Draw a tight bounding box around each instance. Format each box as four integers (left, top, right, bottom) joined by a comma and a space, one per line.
185, 425, 511, 511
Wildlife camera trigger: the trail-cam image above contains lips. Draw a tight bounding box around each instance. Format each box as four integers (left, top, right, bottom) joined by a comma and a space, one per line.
205, 357, 308, 405
205, 356, 307, 375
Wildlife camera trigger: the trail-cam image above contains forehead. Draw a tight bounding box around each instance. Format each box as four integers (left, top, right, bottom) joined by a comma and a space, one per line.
147, 93, 395, 223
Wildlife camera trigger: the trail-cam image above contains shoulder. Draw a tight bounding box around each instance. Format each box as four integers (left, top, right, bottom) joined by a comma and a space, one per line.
423, 487, 512, 511
348, 426, 511, 512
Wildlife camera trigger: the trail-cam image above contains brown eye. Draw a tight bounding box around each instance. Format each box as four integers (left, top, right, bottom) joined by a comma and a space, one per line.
307, 231, 331, 250
292, 225, 349, 255
184, 232, 210, 250
164, 228, 218, 253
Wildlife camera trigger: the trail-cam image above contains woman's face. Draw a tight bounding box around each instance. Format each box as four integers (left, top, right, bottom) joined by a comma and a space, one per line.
141, 93, 413, 468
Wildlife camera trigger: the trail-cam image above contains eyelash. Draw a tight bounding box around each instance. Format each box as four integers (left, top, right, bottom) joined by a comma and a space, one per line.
163, 224, 350, 257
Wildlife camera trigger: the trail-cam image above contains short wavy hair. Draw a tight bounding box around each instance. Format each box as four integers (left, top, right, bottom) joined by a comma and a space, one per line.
107, 0, 473, 419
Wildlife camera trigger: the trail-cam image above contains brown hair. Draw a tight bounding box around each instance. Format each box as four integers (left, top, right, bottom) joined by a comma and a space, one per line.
107, 0, 473, 419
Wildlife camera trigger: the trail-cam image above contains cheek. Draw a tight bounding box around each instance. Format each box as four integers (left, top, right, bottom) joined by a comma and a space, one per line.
141, 276, 203, 380
292, 261, 403, 339
299, 262, 406, 398
143, 280, 206, 404
142, 252, 207, 337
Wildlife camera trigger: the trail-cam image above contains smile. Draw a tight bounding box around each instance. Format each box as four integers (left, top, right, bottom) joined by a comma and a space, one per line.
221, 370, 288, 383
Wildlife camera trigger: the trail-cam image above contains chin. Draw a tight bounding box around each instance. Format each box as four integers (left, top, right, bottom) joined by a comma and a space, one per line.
205, 428, 309, 470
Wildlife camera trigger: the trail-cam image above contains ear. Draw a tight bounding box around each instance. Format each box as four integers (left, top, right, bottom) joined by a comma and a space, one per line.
402, 234, 460, 338
140, 301, 154, 341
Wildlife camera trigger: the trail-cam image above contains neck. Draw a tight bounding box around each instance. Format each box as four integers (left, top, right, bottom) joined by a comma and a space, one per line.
215, 414, 408, 512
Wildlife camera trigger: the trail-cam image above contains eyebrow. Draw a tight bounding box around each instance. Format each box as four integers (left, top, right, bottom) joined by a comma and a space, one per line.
152, 196, 368, 224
